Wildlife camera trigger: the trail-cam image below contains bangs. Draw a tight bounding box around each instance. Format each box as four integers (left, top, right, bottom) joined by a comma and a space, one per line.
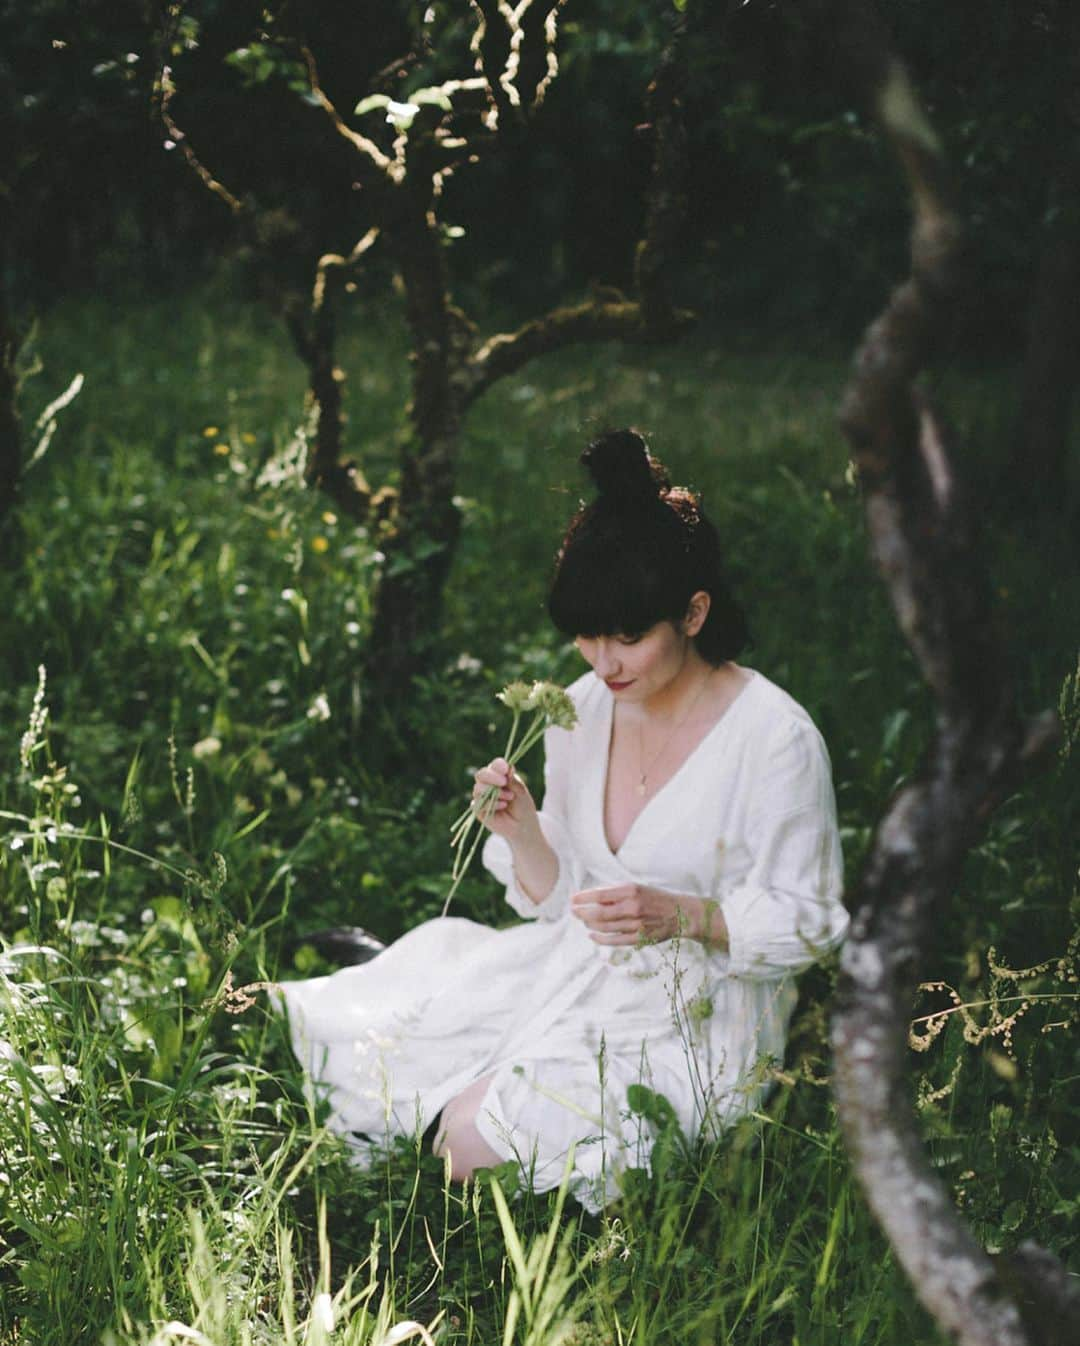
547, 533, 684, 639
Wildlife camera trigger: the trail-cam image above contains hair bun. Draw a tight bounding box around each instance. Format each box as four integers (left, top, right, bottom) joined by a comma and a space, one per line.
581, 429, 669, 505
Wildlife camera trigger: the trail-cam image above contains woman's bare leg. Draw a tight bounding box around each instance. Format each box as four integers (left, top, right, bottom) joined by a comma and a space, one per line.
433, 1073, 503, 1179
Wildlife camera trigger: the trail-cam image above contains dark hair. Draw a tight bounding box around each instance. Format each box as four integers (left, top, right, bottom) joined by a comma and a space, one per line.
547, 429, 749, 665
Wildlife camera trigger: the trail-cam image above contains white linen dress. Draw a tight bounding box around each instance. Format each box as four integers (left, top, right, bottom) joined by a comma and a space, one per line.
280, 668, 848, 1210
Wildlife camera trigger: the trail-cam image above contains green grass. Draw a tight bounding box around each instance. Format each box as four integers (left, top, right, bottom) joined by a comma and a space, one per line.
0, 289, 1077, 1344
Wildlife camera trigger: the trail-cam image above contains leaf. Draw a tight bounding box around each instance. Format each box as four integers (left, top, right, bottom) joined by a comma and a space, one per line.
626, 1083, 678, 1130
410, 87, 453, 112
355, 94, 391, 117
881, 707, 911, 758
489, 1176, 530, 1301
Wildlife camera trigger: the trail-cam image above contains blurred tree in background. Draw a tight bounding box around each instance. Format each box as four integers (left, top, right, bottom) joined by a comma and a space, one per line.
0, 0, 1075, 654
0, 0, 1074, 350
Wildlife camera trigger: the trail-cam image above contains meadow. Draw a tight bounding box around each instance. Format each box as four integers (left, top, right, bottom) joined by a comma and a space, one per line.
0, 289, 1076, 1345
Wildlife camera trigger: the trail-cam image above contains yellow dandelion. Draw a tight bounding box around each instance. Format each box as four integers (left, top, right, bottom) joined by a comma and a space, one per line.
311, 536, 330, 553
214, 442, 231, 456
241, 432, 257, 445
321, 511, 338, 526
202, 425, 220, 437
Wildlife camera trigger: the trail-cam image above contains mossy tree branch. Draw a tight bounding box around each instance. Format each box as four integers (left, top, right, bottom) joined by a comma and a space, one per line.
826, 5, 1075, 1345
462, 11, 694, 409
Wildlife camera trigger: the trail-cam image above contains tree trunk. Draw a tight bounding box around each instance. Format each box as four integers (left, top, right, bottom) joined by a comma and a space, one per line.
364, 188, 464, 697
825, 4, 1073, 1345
284, 280, 373, 522
364, 431, 462, 697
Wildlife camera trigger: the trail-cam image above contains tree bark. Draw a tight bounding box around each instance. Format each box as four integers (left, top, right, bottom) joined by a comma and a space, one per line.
825, 5, 1071, 1346
364, 169, 464, 694
284, 235, 381, 522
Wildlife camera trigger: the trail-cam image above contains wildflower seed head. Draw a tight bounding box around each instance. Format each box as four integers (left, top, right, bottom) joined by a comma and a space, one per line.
528, 680, 578, 730
496, 681, 533, 713
19, 665, 49, 769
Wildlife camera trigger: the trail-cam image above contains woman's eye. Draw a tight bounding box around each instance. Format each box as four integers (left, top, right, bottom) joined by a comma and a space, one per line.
616, 634, 643, 646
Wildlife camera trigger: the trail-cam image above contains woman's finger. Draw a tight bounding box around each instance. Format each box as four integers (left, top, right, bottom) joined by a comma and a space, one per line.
577, 909, 641, 935
574, 884, 633, 903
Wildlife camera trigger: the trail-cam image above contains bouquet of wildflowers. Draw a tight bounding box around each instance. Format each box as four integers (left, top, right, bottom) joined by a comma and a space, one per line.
443, 680, 577, 915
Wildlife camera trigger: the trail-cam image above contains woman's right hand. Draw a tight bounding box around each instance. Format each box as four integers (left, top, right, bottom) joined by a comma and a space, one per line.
472, 757, 540, 844
473, 758, 560, 907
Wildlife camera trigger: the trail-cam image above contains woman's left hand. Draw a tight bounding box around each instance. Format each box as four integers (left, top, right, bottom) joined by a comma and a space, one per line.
570, 883, 690, 946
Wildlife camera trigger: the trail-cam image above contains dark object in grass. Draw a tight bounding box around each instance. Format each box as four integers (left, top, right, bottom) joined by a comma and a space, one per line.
289, 926, 386, 966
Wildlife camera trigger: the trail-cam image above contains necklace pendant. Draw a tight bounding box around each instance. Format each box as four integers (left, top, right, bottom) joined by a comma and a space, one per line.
636, 778, 648, 797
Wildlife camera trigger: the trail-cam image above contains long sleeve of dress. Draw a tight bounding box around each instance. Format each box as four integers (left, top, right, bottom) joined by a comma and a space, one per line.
718, 715, 847, 979
481, 715, 581, 921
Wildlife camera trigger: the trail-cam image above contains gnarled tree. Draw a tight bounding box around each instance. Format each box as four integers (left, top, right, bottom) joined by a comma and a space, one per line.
156, 2, 693, 702
826, 3, 1078, 1345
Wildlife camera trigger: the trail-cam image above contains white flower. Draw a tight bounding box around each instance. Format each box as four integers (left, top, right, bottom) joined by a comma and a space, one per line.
192, 736, 222, 760
496, 681, 533, 712
385, 99, 420, 129
307, 693, 331, 722
528, 681, 578, 730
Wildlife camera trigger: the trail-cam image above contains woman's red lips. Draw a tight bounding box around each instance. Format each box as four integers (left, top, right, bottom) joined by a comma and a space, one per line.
606, 679, 633, 691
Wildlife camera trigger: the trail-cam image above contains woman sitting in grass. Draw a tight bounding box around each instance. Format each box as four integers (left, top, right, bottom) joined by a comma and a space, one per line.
281, 429, 848, 1210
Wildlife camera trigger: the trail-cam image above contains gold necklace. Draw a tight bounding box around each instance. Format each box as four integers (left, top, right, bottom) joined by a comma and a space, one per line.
636, 669, 713, 797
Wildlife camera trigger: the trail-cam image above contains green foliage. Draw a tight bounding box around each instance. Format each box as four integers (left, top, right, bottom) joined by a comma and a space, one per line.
7, 0, 1073, 350
1, 292, 1077, 1342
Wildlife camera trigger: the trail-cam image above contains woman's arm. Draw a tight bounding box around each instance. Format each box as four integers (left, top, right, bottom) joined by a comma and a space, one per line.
472, 756, 559, 903
716, 716, 847, 976
572, 714, 847, 972
479, 694, 585, 917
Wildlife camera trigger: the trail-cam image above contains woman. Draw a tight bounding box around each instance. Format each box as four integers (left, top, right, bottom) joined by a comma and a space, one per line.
280, 430, 848, 1210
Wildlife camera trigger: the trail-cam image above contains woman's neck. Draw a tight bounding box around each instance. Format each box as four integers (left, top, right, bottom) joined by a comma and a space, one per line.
639, 649, 717, 722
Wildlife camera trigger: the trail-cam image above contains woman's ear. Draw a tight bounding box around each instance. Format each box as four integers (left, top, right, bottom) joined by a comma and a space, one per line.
683, 590, 711, 638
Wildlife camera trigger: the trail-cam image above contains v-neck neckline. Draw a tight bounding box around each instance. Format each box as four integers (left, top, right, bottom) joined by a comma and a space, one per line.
598, 669, 759, 859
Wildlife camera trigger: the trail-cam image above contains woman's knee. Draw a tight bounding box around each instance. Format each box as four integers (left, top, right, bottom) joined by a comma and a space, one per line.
433, 1112, 502, 1180
434, 1074, 503, 1179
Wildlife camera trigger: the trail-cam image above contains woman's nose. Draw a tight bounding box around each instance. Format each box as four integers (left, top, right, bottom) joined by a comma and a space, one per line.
591, 640, 620, 677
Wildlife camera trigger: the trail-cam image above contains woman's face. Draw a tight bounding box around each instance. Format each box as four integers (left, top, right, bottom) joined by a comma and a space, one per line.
574, 621, 691, 703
